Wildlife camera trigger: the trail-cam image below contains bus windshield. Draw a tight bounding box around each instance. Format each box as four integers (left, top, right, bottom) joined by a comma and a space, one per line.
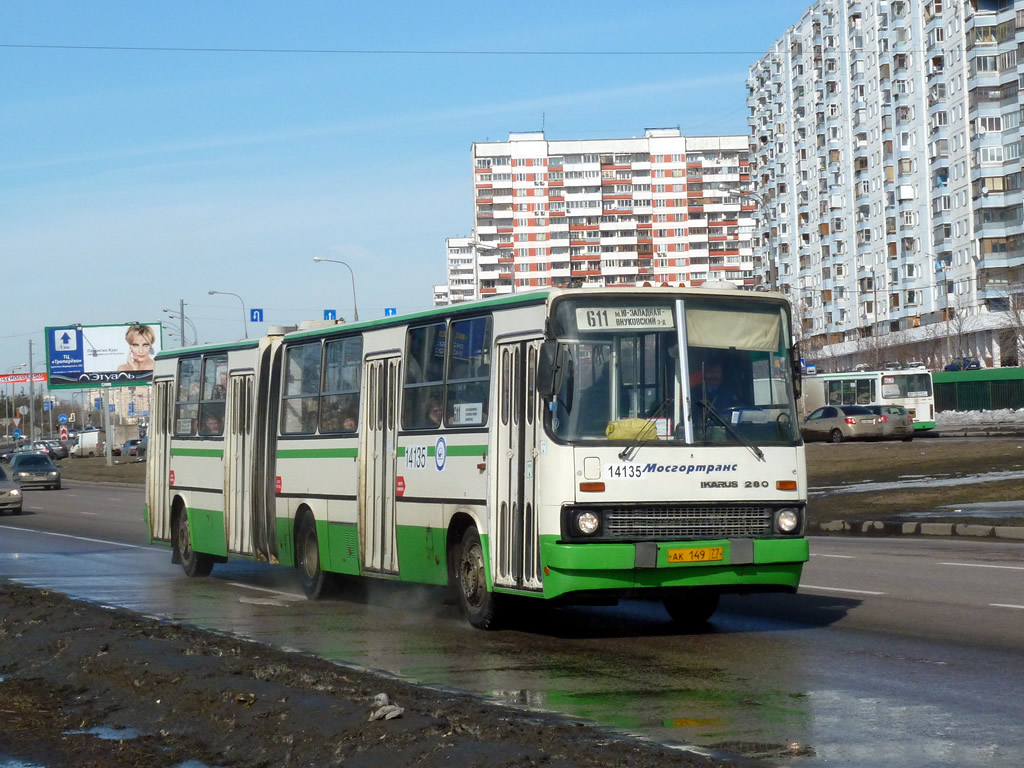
547, 296, 799, 446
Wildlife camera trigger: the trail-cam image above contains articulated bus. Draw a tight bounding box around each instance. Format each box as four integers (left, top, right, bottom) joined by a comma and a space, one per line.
145, 286, 808, 628
800, 368, 936, 430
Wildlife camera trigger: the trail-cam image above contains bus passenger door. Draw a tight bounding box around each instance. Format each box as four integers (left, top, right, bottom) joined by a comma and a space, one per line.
361, 355, 400, 575
225, 372, 255, 555
493, 338, 543, 591
147, 380, 174, 541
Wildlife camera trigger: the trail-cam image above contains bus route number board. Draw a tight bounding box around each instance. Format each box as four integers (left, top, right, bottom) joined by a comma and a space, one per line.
576, 307, 673, 331
667, 546, 724, 564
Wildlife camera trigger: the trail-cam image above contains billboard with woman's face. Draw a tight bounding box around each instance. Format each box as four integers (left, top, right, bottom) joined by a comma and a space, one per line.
45, 323, 163, 389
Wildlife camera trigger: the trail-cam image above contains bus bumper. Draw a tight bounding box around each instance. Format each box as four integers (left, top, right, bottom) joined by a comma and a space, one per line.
538, 537, 808, 600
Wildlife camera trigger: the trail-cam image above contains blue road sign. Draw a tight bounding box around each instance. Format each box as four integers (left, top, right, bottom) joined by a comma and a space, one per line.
94, 398, 102, 409
128, 403, 135, 415
109, 404, 115, 413
12, 429, 21, 439
384, 307, 397, 317
58, 414, 68, 424
324, 309, 337, 321
43, 400, 51, 411
250, 308, 264, 323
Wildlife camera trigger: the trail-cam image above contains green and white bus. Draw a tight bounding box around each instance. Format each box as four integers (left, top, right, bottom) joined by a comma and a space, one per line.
800, 367, 936, 431
145, 286, 808, 628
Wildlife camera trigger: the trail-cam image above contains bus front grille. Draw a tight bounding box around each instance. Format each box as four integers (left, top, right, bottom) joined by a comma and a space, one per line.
601, 505, 773, 539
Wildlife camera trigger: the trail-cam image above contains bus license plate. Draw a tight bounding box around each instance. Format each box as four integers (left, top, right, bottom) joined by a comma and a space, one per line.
667, 546, 724, 564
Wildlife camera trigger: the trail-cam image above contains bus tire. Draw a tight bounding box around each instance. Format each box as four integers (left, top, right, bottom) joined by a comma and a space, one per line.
902, 435, 914, 442
663, 589, 719, 627
456, 526, 498, 629
830, 428, 844, 444
177, 510, 214, 578
296, 513, 330, 600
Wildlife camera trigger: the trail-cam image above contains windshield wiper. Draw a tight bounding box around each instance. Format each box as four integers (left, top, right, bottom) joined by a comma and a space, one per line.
697, 399, 766, 462
618, 397, 672, 462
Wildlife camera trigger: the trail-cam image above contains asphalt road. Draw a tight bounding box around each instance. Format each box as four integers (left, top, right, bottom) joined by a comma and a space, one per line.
2, 481, 1023, 767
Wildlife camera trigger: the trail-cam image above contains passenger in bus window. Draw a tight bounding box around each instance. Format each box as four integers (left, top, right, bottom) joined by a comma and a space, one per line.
201, 409, 224, 436
426, 398, 443, 428
342, 411, 357, 432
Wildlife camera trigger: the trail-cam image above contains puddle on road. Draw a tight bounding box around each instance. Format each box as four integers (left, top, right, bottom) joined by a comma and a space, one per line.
63, 725, 141, 741
811, 469, 1024, 497
0, 758, 46, 768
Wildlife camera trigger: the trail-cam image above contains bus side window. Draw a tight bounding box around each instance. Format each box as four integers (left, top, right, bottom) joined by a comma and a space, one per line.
281, 342, 322, 435
174, 357, 202, 435
403, 323, 446, 429
321, 337, 362, 433
446, 316, 491, 427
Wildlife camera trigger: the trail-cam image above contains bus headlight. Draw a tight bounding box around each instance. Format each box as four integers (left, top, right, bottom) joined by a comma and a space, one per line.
575, 511, 601, 536
775, 508, 800, 533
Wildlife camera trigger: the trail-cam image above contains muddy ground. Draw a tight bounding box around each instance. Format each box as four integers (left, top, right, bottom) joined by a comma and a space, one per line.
805, 437, 1024, 526
0, 584, 733, 768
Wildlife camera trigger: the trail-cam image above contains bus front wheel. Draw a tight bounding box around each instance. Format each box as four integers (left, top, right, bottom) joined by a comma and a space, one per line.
456, 526, 498, 629
296, 513, 330, 600
663, 589, 719, 628
177, 511, 214, 578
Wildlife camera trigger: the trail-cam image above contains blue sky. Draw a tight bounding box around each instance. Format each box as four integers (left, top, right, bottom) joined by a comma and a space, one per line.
0, 0, 811, 374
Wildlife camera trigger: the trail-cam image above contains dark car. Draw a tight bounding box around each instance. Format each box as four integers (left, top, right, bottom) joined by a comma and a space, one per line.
46, 440, 69, 460
944, 357, 981, 371
864, 404, 915, 441
801, 405, 883, 443
8, 452, 61, 490
0, 464, 23, 514
135, 435, 148, 461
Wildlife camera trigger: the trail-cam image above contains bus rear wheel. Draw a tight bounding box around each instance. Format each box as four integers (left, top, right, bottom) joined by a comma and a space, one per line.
456, 526, 498, 629
296, 513, 330, 600
663, 589, 719, 628
177, 511, 214, 578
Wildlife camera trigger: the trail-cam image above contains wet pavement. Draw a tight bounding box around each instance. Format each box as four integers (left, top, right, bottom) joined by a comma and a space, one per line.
2, 526, 1023, 767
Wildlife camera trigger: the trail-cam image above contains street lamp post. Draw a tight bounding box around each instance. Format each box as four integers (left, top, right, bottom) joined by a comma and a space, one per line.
208, 290, 248, 339
162, 307, 198, 346
313, 257, 359, 322
5, 363, 26, 439
718, 185, 776, 291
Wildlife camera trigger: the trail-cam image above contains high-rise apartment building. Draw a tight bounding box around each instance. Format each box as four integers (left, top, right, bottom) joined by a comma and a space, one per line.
433, 237, 478, 306
435, 129, 757, 304
748, 0, 1024, 368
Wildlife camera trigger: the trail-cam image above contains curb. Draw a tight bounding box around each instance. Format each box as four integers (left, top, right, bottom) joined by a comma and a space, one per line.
811, 520, 1024, 540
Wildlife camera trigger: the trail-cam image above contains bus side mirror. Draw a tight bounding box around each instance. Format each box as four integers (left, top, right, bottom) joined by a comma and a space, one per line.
790, 344, 802, 399
536, 341, 563, 397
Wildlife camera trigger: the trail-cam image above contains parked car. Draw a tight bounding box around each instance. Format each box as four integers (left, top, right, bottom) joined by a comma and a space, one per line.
122, 438, 142, 458
944, 357, 981, 371
864, 404, 915, 442
14, 442, 59, 462
45, 440, 69, 460
135, 435, 148, 460
0, 464, 23, 514
801, 405, 883, 443
8, 452, 61, 490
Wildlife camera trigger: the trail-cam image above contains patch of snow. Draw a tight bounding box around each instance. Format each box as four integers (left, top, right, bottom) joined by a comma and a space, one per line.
936, 408, 1024, 427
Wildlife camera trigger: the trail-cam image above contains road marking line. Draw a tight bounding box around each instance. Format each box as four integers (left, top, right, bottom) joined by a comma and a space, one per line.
938, 562, 1024, 571
810, 553, 855, 559
800, 584, 886, 596
0, 525, 151, 550
226, 582, 305, 601
990, 603, 1024, 610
